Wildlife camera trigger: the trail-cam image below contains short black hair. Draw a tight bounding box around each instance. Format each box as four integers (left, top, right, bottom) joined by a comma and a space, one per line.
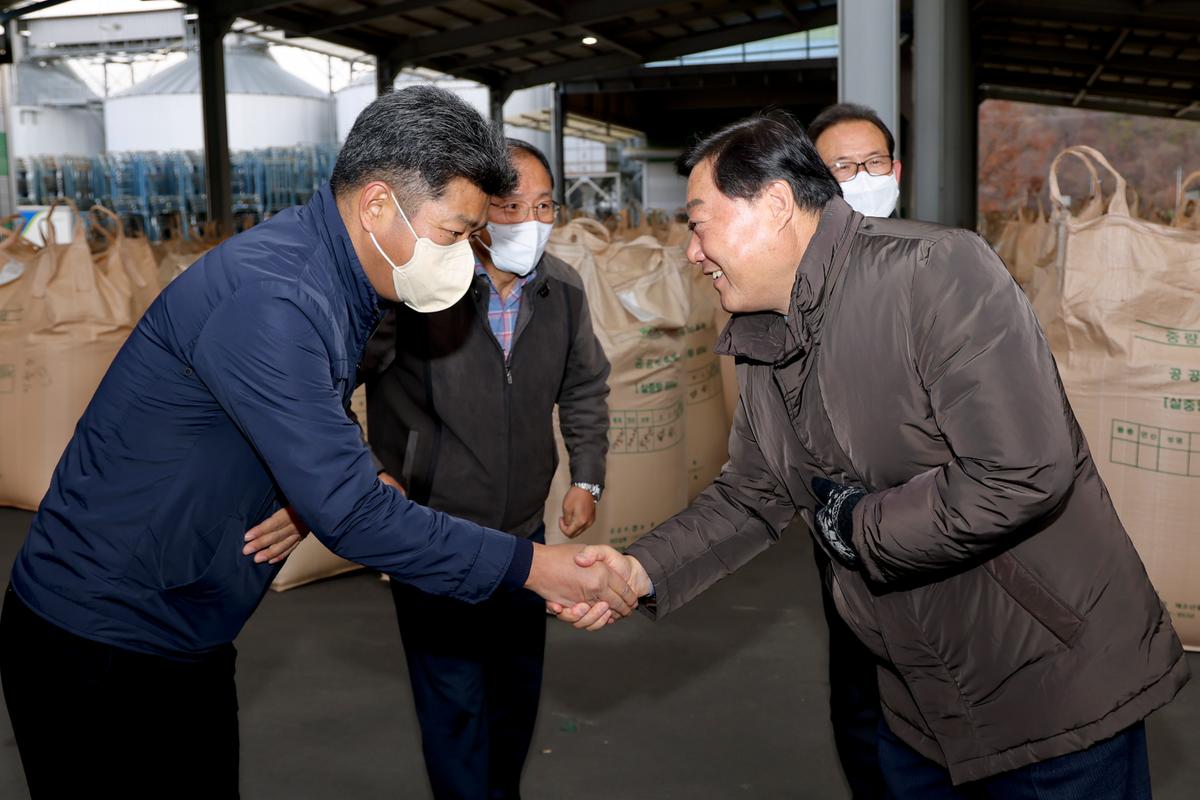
506, 138, 554, 191
330, 85, 517, 206
677, 109, 842, 212
808, 103, 896, 157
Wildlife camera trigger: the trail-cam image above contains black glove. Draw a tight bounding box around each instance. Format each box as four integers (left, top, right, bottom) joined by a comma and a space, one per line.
811, 477, 865, 569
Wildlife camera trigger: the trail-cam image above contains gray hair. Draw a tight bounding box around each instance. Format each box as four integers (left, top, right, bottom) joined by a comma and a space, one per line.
330, 84, 517, 208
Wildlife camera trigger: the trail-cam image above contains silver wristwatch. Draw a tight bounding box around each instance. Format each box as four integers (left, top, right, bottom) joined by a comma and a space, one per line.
572, 481, 603, 503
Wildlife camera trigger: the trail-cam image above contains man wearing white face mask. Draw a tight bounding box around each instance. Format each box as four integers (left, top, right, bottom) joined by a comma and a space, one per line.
360, 139, 611, 800
808, 101, 903, 800
810, 102, 903, 219
1, 88, 639, 798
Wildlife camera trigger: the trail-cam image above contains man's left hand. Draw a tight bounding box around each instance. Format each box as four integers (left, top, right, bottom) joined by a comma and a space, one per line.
811, 477, 865, 568
558, 486, 596, 538
243, 506, 311, 564
547, 546, 652, 630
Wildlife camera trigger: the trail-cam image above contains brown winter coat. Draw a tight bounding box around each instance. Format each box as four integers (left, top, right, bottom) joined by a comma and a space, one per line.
625, 197, 1189, 784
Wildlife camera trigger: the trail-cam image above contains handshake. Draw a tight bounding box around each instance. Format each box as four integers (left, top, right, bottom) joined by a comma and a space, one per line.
525, 543, 653, 632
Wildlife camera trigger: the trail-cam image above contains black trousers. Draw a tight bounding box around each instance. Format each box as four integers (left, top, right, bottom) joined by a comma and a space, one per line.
878, 718, 1151, 799
391, 530, 547, 800
817, 548, 893, 800
0, 586, 240, 799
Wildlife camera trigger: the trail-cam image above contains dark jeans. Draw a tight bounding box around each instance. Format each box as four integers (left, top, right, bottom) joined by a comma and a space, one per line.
819, 549, 891, 800
391, 528, 547, 800
0, 585, 240, 799
878, 718, 1152, 800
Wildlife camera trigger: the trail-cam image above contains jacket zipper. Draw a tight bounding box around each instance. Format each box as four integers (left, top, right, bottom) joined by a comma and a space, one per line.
475, 282, 515, 528
501, 278, 543, 531
353, 310, 386, 397
502, 351, 513, 528
477, 276, 544, 532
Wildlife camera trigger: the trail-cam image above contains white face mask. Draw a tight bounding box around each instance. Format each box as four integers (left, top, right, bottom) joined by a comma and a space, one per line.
369, 191, 476, 313
839, 171, 900, 218
481, 220, 553, 276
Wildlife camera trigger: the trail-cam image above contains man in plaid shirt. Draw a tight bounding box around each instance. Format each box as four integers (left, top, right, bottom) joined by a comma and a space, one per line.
359, 140, 612, 800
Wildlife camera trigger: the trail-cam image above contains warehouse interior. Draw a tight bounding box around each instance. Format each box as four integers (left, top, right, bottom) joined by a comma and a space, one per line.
0, 0, 1198, 797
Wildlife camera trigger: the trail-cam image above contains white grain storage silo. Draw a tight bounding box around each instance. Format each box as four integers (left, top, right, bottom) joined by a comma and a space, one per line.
334, 71, 376, 143
105, 40, 332, 152
334, 69, 491, 144
11, 60, 104, 158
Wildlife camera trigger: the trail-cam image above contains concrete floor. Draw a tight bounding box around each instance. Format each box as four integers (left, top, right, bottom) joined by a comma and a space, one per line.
0, 506, 1197, 799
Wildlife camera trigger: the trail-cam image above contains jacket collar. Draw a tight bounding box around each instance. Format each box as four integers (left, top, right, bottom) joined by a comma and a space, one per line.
469, 259, 549, 348
715, 196, 860, 365
473, 259, 540, 298
309, 183, 382, 353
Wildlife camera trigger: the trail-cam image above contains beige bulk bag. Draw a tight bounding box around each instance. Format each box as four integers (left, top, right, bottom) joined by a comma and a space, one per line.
676, 248, 728, 499
990, 204, 1023, 273
1171, 170, 1200, 232
156, 220, 223, 290
0, 216, 44, 334
1040, 145, 1200, 650
662, 220, 690, 248
541, 219, 609, 541
713, 305, 739, 429
90, 205, 161, 320
543, 222, 690, 549
0, 200, 134, 509
993, 200, 1051, 291
1011, 199, 1053, 291
1029, 148, 1106, 326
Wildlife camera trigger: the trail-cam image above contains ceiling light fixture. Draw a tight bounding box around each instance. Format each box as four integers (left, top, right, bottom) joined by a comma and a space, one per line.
581, 36, 598, 46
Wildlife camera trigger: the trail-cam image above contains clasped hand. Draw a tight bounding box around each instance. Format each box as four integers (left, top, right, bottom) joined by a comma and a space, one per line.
525, 544, 652, 632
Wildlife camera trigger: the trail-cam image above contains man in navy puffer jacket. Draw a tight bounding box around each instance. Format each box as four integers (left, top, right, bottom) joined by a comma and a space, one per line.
0, 86, 637, 799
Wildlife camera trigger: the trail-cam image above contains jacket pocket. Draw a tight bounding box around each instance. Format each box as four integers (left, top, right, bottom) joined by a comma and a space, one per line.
155, 514, 247, 592
984, 550, 1085, 647
828, 567, 889, 660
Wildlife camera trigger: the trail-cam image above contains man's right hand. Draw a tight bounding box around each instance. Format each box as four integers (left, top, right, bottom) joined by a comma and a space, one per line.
525, 543, 640, 631
548, 547, 652, 629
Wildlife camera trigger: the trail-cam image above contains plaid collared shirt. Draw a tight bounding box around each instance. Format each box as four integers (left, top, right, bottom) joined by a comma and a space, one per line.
476, 260, 538, 360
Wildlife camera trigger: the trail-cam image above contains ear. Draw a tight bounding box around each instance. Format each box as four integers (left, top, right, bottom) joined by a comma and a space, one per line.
763, 179, 795, 231
892, 160, 903, 184
358, 182, 391, 235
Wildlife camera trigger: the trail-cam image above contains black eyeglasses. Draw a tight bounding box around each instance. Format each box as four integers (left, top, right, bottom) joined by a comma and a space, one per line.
828, 156, 893, 182
489, 200, 562, 224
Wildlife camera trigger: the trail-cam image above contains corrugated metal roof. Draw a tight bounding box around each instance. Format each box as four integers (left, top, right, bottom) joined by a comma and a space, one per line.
228, 0, 837, 95
16, 60, 99, 107
114, 45, 328, 99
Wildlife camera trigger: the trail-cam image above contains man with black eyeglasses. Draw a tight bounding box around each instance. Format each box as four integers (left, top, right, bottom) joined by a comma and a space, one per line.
807, 101, 904, 800
810, 102, 903, 219
359, 139, 612, 800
